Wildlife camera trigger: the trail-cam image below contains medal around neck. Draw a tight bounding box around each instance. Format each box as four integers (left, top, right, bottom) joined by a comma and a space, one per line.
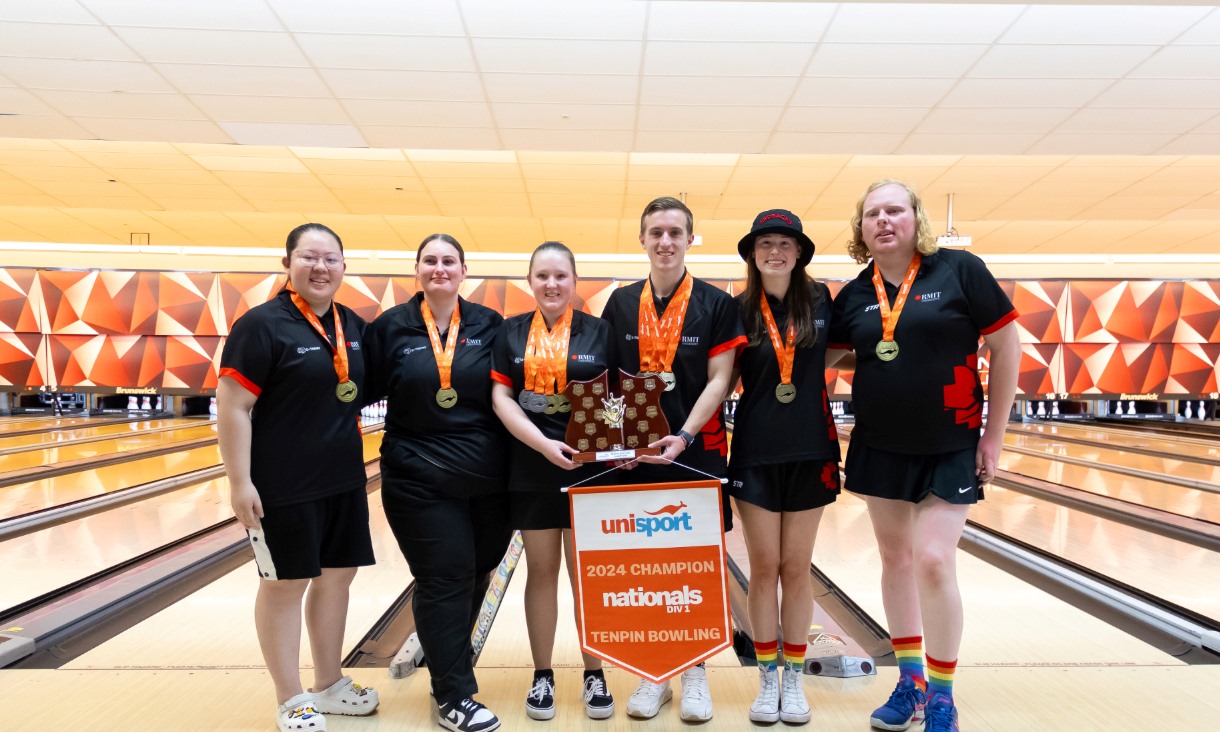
775, 383, 796, 403
563, 369, 669, 464
436, 387, 458, 408
336, 380, 358, 403
876, 340, 899, 362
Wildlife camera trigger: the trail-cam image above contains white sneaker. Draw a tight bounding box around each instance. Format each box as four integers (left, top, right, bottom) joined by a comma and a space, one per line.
276, 693, 326, 732
679, 665, 713, 722
437, 697, 500, 732
626, 678, 672, 719
749, 667, 780, 723
780, 667, 811, 724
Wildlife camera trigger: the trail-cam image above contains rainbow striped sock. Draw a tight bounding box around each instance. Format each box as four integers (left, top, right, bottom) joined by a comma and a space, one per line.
782, 642, 806, 674
926, 655, 956, 698
892, 635, 926, 691
755, 639, 778, 671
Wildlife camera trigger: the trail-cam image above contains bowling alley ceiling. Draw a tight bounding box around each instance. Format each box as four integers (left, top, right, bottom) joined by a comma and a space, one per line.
1, 1, 1219, 262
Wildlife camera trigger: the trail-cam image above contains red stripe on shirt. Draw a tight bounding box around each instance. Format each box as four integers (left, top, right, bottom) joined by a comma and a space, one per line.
980, 308, 1019, 335
219, 367, 261, 397
709, 334, 748, 359
490, 369, 513, 387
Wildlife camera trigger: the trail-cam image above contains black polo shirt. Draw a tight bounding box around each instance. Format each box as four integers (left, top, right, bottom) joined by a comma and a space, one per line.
601, 271, 747, 478
829, 248, 1017, 455
730, 280, 840, 469
490, 309, 613, 492
364, 293, 508, 494
219, 290, 367, 507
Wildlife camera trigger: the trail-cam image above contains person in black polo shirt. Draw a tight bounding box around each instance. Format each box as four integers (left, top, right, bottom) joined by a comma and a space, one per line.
728, 209, 839, 726
601, 196, 746, 723
218, 223, 378, 732
364, 233, 511, 732
490, 241, 615, 722
828, 181, 1019, 732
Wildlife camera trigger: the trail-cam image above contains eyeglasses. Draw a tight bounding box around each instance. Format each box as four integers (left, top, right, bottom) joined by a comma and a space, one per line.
296, 252, 344, 269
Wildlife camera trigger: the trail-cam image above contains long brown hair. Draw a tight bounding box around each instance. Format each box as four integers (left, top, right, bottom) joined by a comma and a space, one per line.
740, 248, 820, 349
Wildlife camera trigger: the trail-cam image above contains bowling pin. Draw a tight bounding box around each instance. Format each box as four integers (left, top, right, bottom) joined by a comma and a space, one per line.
155, 396, 163, 411
209, 397, 218, 417
1036, 401, 1046, 417
1051, 401, 1060, 416
1025, 402, 1033, 417
128, 395, 138, 410
1185, 401, 1193, 419
141, 396, 151, 410
1128, 400, 1136, 415
1200, 401, 1207, 419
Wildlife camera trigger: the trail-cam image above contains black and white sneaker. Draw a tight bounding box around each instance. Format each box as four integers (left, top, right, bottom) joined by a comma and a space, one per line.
437, 697, 500, 732
525, 671, 556, 721
583, 670, 615, 720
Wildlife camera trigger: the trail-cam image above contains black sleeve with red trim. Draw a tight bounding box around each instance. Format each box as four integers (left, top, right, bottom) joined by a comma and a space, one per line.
707, 285, 747, 359
953, 249, 1018, 334
219, 305, 276, 397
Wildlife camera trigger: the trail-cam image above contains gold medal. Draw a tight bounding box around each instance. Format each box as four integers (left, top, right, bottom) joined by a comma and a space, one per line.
876, 340, 899, 362
871, 255, 920, 366
775, 383, 796, 404
436, 387, 458, 408
336, 380, 358, 403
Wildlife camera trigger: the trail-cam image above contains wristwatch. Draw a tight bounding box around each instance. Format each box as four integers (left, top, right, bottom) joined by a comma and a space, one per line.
676, 430, 695, 449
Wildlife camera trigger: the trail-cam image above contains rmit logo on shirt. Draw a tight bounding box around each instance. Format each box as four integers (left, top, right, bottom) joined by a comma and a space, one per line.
347, 341, 361, 350
681, 336, 699, 346
814, 320, 826, 328
915, 292, 941, 302
571, 354, 596, 363
462, 338, 483, 346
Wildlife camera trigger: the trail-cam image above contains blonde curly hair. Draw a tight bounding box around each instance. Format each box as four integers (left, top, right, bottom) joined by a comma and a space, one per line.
847, 179, 938, 264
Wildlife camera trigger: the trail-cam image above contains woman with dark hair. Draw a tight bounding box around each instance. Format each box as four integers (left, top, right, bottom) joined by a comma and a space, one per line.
728, 210, 839, 726
830, 180, 1019, 732
218, 223, 378, 732
364, 233, 512, 732
490, 241, 615, 721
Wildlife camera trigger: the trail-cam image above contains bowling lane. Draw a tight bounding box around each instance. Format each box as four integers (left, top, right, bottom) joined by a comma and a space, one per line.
997, 448, 1220, 523
972, 484, 1220, 623
1, 444, 222, 520
1, 432, 383, 617
65, 485, 407, 669
814, 492, 1186, 666
0, 477, 234, 611
0, 418, 204, 453
0, 423, 217, 473
1012, 421, 1220, 463
0, 415, 110, 435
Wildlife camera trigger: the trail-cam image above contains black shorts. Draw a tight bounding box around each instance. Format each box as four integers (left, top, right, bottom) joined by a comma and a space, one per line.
844, 439, 983, 505
511, 491, 572, 531
728, 460, 840, 512
249, 488, 376, 581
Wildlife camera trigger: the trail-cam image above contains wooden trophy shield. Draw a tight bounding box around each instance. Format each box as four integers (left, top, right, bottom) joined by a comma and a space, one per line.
563, 369, 670, 463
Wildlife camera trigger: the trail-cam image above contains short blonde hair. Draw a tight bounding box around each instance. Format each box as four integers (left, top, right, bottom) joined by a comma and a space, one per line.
847, 179, 937, 264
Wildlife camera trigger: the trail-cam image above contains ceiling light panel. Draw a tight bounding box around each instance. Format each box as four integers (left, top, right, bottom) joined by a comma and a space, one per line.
969, 44, 1155, 79
461, 0, 646, 39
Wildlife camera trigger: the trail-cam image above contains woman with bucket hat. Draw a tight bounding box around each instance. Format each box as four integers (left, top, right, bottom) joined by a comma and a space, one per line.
728, 209, 840, 725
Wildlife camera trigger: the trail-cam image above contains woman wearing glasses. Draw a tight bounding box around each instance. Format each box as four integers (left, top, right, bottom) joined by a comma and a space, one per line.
364, 234, 512, 732
218, 223, 378, 732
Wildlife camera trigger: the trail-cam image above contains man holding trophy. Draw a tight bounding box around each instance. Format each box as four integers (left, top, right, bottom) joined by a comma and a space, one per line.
599, 196, 746, 722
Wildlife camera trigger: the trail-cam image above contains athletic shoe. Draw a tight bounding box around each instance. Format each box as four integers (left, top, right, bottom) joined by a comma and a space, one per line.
924, 693, 959, 732
582, 670, 615, 719
276, 693, 326, 732
625, 679, 672, 719
748, 667, 780, 723
312, 675, 378, 716
870, 676, 927, 731
525, 672, 555, 721
679, 665, 713, 722
438, 697, 500, 732
779, 667, 811, 724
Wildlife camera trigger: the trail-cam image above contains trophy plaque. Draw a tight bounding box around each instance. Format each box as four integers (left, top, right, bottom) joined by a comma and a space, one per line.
563, 369, 670, 464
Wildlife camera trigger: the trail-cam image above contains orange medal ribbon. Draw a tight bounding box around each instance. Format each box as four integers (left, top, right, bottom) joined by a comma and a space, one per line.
524, 305, 573, 395
421, 300, 462, 408
759, 292, 797, 403
285, 281, 355, 402
870, 253, 922, 362
639, 272, 693, 389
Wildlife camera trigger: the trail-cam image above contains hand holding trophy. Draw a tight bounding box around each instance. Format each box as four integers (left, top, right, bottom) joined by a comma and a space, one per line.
563, 369, 670, 463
